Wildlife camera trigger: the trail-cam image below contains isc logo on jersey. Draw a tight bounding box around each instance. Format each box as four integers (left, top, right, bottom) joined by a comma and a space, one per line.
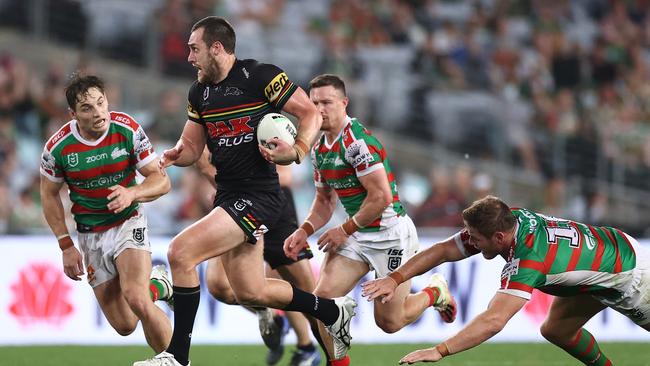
264, 73, 288, 103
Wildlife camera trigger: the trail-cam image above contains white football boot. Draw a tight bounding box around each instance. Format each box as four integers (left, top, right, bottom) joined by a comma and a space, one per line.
427, 273, 457, 323
133, 351, 189, 366
325, 296, 357, 360
150, 264, 174, 310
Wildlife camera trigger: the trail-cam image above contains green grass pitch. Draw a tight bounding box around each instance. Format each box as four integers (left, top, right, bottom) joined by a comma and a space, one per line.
0, 343, 648, 366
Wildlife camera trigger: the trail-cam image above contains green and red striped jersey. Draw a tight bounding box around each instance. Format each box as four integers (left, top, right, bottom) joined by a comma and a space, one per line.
40, 111, 157, 232
311, 117, 405, 232
454, 208, 637, 301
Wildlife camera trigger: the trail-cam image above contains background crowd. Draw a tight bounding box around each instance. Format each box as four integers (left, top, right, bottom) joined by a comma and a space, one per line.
2, 0, 650, 236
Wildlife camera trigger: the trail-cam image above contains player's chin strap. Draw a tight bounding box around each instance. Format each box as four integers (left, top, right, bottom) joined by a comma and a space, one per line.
293, 138, 309, 164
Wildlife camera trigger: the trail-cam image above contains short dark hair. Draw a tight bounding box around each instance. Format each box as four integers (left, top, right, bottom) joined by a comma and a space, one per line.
462, 195, 516, 238
64, 73, 105, 110
191, 16, 236, 54
309, 74, 347, 96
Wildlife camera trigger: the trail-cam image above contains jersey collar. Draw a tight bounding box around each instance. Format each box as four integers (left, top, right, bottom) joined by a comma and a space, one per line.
504, 220, 520, 261
323, 115, 352, 149
70, 119, 111, 146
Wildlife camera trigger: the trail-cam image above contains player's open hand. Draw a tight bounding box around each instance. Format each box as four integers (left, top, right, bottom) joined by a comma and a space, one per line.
399, 347, 443, 364
107, 185, 136, 213
259, 138, 296, 165
317, 226, 348, 253
62, 246, 84, 281
361, 276, 399, 303
159, 141, 184, 175
284, 229, 309, 261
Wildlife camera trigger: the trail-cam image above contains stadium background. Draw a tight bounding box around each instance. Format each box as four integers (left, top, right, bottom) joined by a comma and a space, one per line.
1, 0, 650, 365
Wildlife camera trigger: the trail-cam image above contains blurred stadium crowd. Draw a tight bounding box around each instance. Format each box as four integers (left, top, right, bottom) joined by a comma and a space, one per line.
2, 0, 650, 236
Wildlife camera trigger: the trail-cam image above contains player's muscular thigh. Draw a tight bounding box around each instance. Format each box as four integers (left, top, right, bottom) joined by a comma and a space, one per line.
222, 235, 267, 304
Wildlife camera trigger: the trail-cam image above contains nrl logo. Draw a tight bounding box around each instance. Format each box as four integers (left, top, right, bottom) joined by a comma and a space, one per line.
67, 153, 79, 167
133, 227, 146, 243
203, 87, 210, 100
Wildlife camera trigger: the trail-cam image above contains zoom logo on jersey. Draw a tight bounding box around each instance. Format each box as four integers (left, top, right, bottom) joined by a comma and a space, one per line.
86, 152, 108, 163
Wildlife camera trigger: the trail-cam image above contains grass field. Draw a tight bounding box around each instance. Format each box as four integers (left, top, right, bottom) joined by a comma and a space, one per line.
1, 343, 648, 366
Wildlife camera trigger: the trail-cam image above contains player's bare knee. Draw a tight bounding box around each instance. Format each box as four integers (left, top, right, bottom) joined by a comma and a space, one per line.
540, 321, 565, 344
233, 290, 264, 306
122, 287, 152, 316
167, 241, 193, 272
375, 317, 402, 334
207, 282, 237, 304
112, 320, 137, 336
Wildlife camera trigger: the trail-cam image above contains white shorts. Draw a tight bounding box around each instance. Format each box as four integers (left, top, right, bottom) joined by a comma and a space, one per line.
600, 234, 650, 325
336, 215, 419, 278
77, 212, 151, 287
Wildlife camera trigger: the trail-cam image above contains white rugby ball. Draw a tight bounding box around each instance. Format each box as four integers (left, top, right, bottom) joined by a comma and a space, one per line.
257, 113, 297, 149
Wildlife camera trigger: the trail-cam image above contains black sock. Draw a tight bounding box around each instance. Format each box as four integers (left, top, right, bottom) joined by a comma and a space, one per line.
298, 343, 316, 353
167, 285, 200, 366
310, 323, 331, 362
284, 285, 339, 326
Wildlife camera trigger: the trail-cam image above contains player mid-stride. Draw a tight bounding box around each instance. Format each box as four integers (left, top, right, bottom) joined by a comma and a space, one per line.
40, 74, 174, 353
284, 74, 457, 366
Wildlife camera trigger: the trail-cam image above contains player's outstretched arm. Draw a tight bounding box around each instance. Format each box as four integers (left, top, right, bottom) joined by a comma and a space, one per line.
362, 237, 463, 302
40, 175, 84, 281
159, 120, 206, 172
399, 293, 527, 364
284, 186, 337, 260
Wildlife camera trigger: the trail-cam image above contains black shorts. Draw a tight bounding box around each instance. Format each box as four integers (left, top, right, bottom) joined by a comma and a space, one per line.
215, 187, 313, 268
263, 187, 313, 269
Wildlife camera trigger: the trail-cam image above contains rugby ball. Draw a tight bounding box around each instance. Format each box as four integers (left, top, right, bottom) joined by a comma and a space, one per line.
257, 113, 297, 149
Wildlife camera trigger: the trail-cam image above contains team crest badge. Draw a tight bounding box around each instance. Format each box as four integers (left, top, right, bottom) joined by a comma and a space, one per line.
133, 228, 145, 243
387, 256, 402, 271
67, 153, 79, 167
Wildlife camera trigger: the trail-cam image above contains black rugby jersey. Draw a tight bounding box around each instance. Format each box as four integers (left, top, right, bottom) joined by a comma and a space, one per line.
187, 59, 298, 191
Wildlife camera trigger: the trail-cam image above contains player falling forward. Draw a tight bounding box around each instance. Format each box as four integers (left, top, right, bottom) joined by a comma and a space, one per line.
40, 74, 173, 353
134, 16, 355, 366
363, 195, 650, 365
284, 74, 457, 366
